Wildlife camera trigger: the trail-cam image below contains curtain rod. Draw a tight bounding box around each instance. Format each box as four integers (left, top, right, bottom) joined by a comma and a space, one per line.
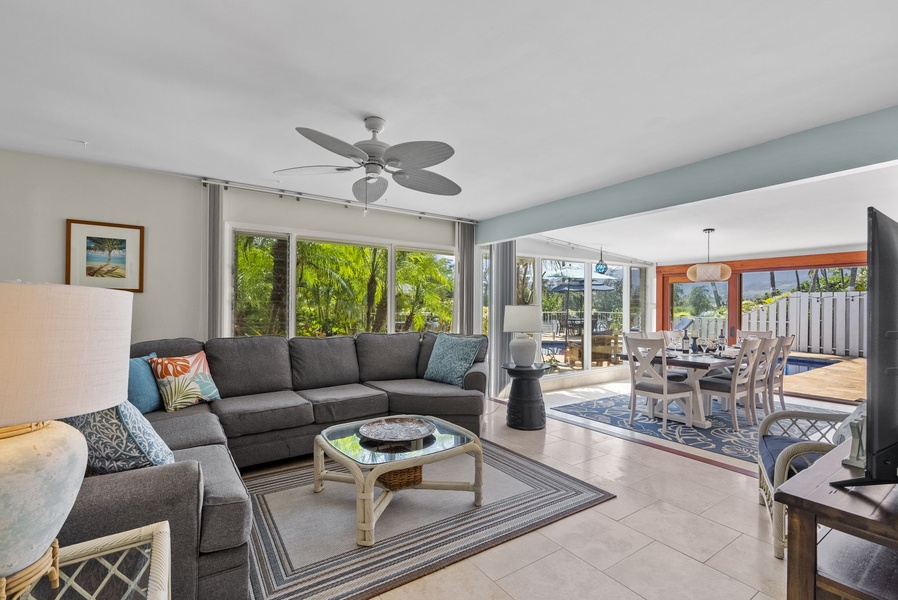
533, 234, 653, 266
201, 178, 478, 225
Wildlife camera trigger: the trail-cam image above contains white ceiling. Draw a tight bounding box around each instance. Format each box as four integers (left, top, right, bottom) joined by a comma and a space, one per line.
3, 1, 898, 263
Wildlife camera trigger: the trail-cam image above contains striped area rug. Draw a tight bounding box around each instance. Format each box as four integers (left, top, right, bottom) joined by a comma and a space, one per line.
244, 440, 613, 600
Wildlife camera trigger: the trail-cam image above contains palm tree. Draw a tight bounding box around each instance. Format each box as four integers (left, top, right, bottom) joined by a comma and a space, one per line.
89, 237, 125, 268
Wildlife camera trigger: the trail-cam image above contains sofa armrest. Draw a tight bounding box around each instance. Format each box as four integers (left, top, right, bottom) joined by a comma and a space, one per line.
58, 460, 203, 600
463, 361, 488, 393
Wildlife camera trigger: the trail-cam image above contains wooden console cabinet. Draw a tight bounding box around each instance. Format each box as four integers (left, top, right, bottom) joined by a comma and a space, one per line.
774, 441, 898, 599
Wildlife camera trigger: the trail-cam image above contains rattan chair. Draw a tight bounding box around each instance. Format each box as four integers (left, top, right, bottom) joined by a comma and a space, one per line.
757, 410, 845, 558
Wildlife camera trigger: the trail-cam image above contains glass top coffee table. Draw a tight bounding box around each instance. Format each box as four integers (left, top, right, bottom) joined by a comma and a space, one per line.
313, 415, 483, 546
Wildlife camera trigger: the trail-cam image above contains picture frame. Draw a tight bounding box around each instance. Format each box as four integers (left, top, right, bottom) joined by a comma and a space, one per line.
66, 219, 144, 292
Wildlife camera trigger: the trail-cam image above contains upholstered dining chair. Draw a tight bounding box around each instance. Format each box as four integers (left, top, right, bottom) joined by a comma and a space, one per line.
623, 334, 695, 432
767, 335, 796, 411
697, 337, 762, 432
757, 409, 845, 558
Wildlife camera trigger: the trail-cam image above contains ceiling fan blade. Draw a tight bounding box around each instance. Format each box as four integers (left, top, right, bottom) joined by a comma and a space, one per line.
352, 176, 388, 203
392, 169, 461, 196
273, 164, 359, 176
296, 127, 368, 164
382, 141, 454, 170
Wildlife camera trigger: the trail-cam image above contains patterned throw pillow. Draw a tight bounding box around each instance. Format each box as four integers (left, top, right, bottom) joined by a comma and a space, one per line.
128, 352, 164, 414
149, 350, 221, 412
424, 333, 484, 387
61, 401, 175, 475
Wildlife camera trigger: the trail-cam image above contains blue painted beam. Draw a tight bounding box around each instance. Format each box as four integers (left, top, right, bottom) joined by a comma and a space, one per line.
475, 104, 898, 245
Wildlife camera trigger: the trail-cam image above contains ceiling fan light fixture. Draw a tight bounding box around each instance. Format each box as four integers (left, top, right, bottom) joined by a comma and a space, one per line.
687, 228, 731, 282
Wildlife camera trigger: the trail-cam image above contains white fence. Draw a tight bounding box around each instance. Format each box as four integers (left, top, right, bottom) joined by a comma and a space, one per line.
688, 317, 728, 340
741, 292, 866, 357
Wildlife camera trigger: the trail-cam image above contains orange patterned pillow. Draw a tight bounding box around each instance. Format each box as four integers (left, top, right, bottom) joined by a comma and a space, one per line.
148, 351, 221, 412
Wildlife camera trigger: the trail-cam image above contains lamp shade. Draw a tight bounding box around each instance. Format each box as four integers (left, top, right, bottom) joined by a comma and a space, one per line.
0, 282, 133, 581
0, 282, 133, 426
503, 305, 542, 333
686, 263, 732, 283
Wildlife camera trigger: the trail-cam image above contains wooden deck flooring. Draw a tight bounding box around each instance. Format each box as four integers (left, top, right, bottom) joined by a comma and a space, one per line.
782, 355, 866, 404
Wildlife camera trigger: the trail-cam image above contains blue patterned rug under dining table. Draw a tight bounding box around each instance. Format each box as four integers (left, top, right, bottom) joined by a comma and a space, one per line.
551, 394, 842, 463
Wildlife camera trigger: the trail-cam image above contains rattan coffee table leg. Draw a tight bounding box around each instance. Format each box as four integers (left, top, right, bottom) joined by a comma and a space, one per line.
357, 473, 378, 546
473, 441, 484, 506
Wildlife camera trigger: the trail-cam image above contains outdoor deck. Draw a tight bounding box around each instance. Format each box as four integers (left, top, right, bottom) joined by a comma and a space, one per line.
782, 354, 866, 403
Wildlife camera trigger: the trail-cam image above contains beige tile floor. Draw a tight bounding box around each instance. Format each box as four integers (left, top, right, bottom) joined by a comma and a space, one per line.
370, 382, 851, 600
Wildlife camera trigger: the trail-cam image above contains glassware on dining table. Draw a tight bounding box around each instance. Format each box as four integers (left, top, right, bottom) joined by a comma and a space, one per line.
698, 338, 710, 354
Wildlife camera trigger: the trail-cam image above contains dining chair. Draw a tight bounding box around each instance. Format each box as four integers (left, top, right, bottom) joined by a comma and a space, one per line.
698, 337, 762, 432
623, 334, 695, 432
767, 335, 796, 411
752, 337, 780, 418
736, 329, 774, 340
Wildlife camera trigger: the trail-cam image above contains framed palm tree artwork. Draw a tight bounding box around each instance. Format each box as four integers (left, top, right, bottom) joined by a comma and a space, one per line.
66, 219, 144, 292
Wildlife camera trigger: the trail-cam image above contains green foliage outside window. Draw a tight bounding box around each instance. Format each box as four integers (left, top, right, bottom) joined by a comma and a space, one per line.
234, 234, 289, 337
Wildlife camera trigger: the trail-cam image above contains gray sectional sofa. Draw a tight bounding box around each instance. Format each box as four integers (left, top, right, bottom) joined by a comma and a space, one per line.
58, 331, 488, 600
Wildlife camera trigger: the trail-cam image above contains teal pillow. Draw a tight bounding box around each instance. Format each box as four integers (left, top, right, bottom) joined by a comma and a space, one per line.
61, 401, 174, 475
424, 333, 484, 387
128, 352, 163, 414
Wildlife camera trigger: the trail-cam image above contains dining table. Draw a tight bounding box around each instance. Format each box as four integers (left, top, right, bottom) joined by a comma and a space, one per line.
619, 351, 739, 429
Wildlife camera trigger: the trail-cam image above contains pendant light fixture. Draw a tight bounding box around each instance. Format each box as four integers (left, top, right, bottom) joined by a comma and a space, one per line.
686, 228, 732, 282
594, 246, 608, 274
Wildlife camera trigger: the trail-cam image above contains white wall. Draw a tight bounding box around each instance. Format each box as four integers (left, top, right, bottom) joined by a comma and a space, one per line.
0, 149, 459, 343
0, 149, 208, 342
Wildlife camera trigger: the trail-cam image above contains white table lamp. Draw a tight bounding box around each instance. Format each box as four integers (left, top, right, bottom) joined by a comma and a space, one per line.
0, 282, 132, 595
503, 305, 542, 367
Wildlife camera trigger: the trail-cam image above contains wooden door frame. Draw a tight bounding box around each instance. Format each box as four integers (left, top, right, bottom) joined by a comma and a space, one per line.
656, 251, 866, 342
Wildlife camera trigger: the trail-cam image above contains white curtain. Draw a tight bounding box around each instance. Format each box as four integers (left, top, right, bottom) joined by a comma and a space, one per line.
207, 183, 223, 339
454, 222, 476, 335
488, 240, 516, 397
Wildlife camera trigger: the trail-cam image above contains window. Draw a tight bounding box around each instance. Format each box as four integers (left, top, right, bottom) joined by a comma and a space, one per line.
233, 232, 289, 337
542, 260, 584, 372
670, 281, 728, 339
230, 227, 456, 338
394, 248, 454, 332
296, 240, 388, 336
630, 267, 647, 332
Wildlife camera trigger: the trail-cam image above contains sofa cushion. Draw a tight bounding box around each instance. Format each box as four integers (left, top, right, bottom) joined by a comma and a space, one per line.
366, 379, 484, 416
128, 353, 163, 414
424, 333, 484, 386
204, 336, 293, 398
417, 332, 488, 378
356, 332, 421, 382
297, 384, 389, 423
210, 390, 314, 438
289, 336, 360, 390
759, 434, 826, 484
144, 403, 212, 423
62, 401, 175, 475
172, 444, 250, 553
130, 337, 204, 359
150, 412, 228, 451
149, 351, 222, 412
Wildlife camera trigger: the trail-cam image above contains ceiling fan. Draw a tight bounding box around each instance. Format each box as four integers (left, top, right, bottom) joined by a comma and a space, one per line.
275, 116, 461, 204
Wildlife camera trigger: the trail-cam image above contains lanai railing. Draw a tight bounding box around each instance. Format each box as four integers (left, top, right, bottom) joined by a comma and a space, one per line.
741, 291, 866, 357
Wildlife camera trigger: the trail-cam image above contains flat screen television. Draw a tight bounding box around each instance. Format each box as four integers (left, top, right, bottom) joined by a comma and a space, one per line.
832, 206, 898, 487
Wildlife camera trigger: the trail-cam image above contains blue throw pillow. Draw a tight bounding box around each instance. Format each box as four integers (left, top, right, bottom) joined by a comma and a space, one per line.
128, 352, 163, 414
424, 333, 484, 387
61, 401, 175, 475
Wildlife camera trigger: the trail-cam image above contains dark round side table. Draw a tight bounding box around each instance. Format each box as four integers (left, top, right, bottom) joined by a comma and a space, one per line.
501, 363, 551, 430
